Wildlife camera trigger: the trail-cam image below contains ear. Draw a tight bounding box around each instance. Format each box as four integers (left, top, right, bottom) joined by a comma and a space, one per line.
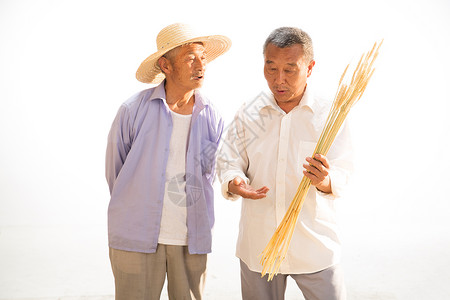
307, 60, 315, 77
158, 56, 172, 74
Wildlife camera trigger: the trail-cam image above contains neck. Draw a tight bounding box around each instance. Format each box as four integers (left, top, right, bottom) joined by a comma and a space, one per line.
277, 98, 301, 114
164, 81, 195, 114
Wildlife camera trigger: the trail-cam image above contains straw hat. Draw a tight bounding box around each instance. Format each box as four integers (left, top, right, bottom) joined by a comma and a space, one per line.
136, 23, 232, 84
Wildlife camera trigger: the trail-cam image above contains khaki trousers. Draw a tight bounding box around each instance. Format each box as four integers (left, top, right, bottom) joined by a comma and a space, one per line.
240, 260, 346, 300
109, 244, 207, 300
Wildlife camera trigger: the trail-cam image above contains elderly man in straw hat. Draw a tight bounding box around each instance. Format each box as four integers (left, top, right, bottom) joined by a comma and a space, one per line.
105, 23, 231, 299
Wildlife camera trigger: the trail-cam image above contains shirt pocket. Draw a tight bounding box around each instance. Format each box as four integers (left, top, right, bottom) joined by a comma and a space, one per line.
315, 193, 337, 223
296, 141, 317, 175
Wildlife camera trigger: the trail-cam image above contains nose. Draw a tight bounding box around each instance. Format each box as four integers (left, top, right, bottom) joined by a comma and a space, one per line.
195, 57, 207, 71
274, 70, 285, 85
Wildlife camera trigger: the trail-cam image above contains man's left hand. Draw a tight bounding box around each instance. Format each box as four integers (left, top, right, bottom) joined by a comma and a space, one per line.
303, 154, 332, 194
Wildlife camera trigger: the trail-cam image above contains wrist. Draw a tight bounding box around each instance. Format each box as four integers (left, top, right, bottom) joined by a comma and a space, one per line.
227, 180, 235, 196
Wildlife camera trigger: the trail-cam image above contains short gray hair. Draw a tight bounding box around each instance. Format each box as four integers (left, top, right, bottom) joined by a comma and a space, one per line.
263, 27, 314, 62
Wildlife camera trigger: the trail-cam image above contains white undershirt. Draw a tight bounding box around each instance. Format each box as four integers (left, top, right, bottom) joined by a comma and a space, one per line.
158, 110, 192, 246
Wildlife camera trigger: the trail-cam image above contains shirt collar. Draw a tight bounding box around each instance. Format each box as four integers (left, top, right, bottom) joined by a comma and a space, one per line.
150, 80, 167, 101
252, 89, 286, 115
150, 80, 208, 110
194, 89, 208, 110
297, 85, 315, 113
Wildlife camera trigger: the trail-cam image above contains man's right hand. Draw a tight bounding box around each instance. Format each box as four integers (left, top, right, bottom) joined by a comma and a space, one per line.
228, 177, 269, 200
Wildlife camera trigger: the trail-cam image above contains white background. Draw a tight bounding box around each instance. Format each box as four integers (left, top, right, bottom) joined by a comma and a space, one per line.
1, 0, 449, 299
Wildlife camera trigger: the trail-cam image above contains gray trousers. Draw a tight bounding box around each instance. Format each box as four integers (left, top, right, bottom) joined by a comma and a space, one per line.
109, 245, 207, 300
240, 260, 346, 300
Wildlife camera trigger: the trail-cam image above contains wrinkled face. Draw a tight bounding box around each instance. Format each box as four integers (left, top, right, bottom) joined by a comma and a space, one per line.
264, 43, 315, 105
163, 43, 207, 90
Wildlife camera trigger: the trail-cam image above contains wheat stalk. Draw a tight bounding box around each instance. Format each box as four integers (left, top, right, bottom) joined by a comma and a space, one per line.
259, 40, 383, 281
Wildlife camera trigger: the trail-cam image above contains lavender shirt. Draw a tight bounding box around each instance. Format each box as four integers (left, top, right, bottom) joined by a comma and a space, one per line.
106, 81, 223, 254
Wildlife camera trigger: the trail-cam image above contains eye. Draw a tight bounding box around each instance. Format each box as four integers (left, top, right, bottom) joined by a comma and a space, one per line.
284, 68, 297, 74
265, 63, 277, 74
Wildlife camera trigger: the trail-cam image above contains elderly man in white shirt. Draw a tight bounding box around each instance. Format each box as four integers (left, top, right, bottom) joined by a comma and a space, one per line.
217, 27, 353, 300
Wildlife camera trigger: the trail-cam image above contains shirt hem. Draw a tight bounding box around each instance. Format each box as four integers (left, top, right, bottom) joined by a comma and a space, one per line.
237, 254, 340, 275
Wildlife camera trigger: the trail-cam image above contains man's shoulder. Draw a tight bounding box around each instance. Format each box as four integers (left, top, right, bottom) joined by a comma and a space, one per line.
237, 90, 276, 116
312, 94, 332, 111
122, 86, 158, 109
307, 84, 334, 111
305, 87, 336, 127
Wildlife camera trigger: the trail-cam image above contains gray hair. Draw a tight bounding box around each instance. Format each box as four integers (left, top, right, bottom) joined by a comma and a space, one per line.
263, 27, 314, 62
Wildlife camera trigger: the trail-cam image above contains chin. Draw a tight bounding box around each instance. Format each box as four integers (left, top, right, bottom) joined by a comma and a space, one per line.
191, 80, 204, 89
273, 93, 291, 102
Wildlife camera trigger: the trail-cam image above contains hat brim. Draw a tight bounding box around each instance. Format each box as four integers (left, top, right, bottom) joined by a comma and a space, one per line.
136, 35, 231, 84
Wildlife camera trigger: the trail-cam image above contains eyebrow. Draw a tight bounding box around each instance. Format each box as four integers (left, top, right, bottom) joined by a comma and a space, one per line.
186, 50, 207, 56
265, 60, 297, 67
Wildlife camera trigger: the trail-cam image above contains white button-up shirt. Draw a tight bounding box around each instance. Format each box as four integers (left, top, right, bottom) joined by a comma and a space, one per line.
217, 86, 353, 274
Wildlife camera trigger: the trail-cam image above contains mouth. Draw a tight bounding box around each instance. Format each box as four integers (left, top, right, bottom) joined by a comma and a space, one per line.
192, 74, 204, 80
276, 89, 288, 94
273, 86, 288, 94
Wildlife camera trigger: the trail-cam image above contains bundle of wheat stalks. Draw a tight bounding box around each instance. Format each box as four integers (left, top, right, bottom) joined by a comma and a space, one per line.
260, 40, 383, 281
